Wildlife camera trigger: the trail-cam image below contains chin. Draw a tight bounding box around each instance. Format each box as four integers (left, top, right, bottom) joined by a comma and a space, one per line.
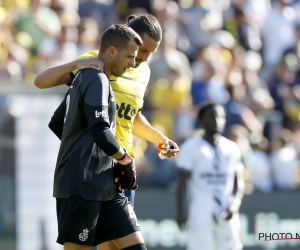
114, 72, 122, 77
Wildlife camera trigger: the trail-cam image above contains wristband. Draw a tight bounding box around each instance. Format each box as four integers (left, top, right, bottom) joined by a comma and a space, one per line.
117, 151, 132, 165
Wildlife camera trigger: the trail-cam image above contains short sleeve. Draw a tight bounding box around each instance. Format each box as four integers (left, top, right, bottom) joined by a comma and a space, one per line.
83, 71, 110, 128
177, 139, 195, 172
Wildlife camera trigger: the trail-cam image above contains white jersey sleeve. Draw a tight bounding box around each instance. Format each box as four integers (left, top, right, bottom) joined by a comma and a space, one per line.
230, 141, 244, 174
177, 138, 197, 172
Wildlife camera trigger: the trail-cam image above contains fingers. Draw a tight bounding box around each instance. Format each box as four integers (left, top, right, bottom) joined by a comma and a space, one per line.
177, 222, 188, 231
158, 139, 180, 159
126, 177, 136, 190
168, 140, 180, 151
120, 178, 130, 190
160, 148, 180, 158
91, 64, 101, 71
114, 163, 137, 191
128, 180, 135, 190
162, 138, 169, 149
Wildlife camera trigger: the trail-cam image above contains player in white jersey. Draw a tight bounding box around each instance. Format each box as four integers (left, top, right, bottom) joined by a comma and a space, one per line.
176, 101, 244, 250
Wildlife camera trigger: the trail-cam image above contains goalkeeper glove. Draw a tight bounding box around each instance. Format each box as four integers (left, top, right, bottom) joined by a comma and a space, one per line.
114, 151, 138, 191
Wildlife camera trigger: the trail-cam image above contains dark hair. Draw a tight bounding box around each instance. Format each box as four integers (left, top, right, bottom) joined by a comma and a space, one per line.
197, 101, 223, 121
126, 14, 162, 42
100, 24, 142, 52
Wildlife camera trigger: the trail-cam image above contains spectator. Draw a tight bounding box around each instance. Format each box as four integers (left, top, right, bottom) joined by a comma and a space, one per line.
242, 50, 275, 112
270, 128, 300, 190
260, 0, 296, 79
76, 17, 100, 56
78, 0, 117, 29
149, 29, 192, 85
224, 83, 263, 136
191, 61, 228, 107
150, 67, 193, 142
249, 134, 273, 193
14, 0, 61, 55
268, 55, 298, 127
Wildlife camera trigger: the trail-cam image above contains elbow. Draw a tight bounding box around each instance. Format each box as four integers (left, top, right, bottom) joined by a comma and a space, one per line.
34, 76, 46, 89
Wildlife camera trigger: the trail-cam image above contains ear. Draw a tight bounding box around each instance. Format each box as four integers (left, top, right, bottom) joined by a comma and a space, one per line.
108, 46, 117, 58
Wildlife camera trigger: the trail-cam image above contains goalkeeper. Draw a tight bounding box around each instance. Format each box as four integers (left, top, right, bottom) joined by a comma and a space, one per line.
35, 13, 179, 250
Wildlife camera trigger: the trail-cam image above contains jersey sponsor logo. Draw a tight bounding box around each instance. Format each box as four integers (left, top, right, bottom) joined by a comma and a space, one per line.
116, 103, 136, 120
200, 172, 227, 185
95, 110, 107, 118
79, 228, 89, 241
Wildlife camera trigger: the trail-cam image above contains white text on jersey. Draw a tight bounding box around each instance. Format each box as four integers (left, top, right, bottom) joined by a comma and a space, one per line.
95, 110, 107, 118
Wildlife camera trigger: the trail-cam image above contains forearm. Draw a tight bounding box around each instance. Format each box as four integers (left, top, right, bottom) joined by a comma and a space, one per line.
0, 135, 15, 149
34, 61, 76, 89
90, 123, 125, 160
176, 173, 187, 215
132, 112, 164, 144
176, 170, 190, 222
229, 173, 244, 212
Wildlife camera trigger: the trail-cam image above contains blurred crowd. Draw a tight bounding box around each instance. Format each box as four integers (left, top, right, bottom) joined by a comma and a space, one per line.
1, 0, 300, 195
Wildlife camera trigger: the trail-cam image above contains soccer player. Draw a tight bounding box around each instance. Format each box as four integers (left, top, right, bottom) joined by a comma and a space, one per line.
34, 14, 179, 250
34, 14, 179, 160
176, 101, 244, 250
51, 23, 147, 250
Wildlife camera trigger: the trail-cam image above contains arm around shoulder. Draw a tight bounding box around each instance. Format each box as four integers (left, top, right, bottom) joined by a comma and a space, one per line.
34, 62, 76, 89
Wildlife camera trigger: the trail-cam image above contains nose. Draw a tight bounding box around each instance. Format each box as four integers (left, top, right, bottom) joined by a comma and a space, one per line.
129, 58, 135, 68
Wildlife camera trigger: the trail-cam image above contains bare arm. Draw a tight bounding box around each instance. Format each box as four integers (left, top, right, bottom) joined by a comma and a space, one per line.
223, 167, 245, 220
176, 169, 190, 230
132, 111, 180, 156
34, 58, 104, 89
229, 168, 245, 213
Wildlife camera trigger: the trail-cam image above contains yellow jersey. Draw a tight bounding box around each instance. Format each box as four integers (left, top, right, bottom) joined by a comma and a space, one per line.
72, 50, 150, 160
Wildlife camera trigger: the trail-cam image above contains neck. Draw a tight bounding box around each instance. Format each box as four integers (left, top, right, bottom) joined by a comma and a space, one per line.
203, 132, 220, 146
98, 53, 111, 78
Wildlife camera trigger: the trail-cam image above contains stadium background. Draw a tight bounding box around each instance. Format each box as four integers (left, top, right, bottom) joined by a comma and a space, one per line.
1, 0, 300, 249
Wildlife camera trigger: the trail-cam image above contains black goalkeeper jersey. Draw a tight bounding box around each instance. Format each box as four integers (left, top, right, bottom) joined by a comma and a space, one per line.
54, 69, 117, 201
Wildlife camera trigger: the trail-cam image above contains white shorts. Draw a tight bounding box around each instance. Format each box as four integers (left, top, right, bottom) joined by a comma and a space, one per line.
187, 212, 243, 250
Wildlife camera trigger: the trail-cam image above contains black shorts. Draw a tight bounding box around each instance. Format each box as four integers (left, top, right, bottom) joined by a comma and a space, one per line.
56, 193, 141, 246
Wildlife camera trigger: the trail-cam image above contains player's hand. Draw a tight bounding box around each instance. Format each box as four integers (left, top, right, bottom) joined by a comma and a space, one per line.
74, 58, 104, 71
157, 139, 180, 159
114, 162, 138, 191
219, 209, 234, 221
176, 213, 188, 231
115, 152, 137, 190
